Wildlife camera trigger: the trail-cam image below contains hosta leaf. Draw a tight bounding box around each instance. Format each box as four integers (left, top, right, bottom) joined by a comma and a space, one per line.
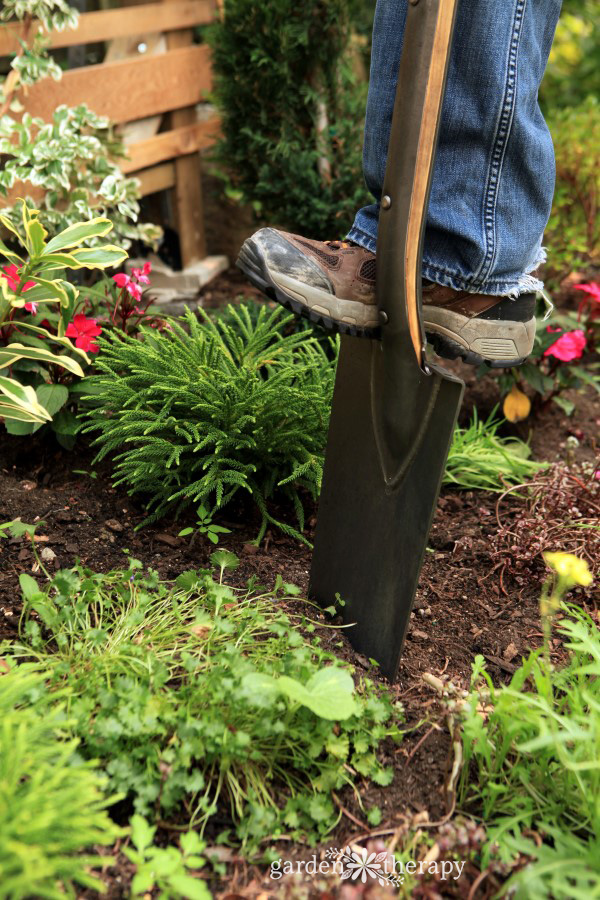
44, 217, 113, 253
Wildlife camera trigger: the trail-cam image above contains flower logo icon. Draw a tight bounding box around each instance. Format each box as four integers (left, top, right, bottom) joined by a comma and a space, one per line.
340, 847, 389, 885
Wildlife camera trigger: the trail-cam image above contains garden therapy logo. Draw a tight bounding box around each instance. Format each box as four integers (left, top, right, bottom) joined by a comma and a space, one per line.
269, 846, 466, 885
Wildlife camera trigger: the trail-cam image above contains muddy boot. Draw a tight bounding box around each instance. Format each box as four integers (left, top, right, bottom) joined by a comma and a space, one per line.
237, 227, 537, 366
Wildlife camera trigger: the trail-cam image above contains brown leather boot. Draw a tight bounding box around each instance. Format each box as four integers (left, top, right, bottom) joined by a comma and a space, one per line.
238, 228, 536, 366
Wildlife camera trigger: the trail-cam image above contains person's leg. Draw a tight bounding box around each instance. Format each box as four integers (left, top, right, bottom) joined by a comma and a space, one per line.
238, 0, 562, 365
349, 0, 562, 297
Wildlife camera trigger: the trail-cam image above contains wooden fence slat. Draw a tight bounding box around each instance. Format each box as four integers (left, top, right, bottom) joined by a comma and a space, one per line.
136, 162, 176, 195
21, 45, 212, 124
0, 1, 216, 54
120, 118, 218, 173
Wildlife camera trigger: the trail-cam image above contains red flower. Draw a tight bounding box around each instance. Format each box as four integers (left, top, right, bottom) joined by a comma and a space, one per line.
66, 314, 102, 353
1, 264, 36, 293
131, 261, 152, 285
112, 272, 142, 302
544, 329, 587, 362
24, 301, 38, 315
573, 282, 600, 303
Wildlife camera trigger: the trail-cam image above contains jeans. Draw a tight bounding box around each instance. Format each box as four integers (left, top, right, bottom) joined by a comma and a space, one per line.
347, 0, 562, 297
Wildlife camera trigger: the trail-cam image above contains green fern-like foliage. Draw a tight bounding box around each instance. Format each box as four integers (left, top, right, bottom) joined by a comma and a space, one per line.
80, 305, 337, 542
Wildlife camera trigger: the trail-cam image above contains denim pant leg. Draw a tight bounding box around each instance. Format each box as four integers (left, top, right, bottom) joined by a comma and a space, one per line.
347, 0, 562, 297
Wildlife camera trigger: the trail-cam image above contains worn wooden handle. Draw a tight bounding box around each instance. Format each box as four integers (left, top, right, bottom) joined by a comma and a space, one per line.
404, 0, 458, 361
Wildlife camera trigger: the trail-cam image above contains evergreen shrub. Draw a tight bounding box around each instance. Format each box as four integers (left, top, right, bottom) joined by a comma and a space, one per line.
80, 305, 336, 540
207, 0, 370, 237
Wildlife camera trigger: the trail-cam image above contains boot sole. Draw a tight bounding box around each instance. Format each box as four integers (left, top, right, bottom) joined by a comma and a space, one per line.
237, 238, 533, 367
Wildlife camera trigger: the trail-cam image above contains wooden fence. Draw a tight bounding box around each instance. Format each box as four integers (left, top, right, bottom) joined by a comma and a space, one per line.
0, 0, 220, 269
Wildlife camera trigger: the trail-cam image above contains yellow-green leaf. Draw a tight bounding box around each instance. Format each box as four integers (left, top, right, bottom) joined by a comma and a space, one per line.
0, 344, 86, 378
44, 218, 113, 254
70, 245, 127, 269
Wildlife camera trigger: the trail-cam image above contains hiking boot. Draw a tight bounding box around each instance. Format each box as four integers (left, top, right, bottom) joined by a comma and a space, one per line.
237, 228, 379, 335
237, 227, 537, 366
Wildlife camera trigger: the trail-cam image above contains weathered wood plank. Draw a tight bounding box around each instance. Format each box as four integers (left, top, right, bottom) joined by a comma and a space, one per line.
0, 1, 216, 54
22, 45, 212, 123
136, 161, 176, 195
120, 118, 218, 173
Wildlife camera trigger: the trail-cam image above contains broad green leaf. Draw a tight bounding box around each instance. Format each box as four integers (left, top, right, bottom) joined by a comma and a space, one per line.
37, 383, 69, 417
70, 245, 128, 269
15, 322, 89, 362
35, 251, 81, 270
19, 573, 41, 601
5, 419, 37, 434
277, 668, 358, 720
0, 402, 48, 424
14, 277, 69, 306
0, 344, 85, 378
210, 549, 239, 571
0, 375, 51, 423
25, 218, 48, 257
44, 217, 113, 253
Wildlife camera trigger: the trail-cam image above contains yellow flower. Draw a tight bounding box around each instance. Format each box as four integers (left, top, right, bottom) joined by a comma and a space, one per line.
543, 552, 593, 587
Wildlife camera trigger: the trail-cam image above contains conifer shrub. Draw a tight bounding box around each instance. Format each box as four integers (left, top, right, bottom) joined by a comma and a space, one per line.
80, 305, 336, 540
207, 0, 370, 237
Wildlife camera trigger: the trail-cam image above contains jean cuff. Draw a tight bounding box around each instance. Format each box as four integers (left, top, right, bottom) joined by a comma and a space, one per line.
422, 248, 546, 297
346, 225, 378, 255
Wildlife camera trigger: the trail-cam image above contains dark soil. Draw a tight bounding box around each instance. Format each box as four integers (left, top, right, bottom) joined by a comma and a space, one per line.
1, 361, 598, 898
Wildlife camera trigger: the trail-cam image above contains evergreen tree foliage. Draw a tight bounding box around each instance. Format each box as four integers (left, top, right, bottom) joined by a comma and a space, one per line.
80, 306, 337, 541
207, 0, 370, 237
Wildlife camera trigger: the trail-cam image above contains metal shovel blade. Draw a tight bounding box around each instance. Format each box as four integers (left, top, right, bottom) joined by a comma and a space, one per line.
309, 0, 464, 681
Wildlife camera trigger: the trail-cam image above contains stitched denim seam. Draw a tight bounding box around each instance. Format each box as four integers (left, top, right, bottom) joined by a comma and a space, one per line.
471, 0, 527, 290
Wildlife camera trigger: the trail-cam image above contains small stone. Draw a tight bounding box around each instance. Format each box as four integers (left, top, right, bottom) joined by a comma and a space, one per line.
40, 547, 57, 562
104, 519, 124, 533
411, 629, 429, 641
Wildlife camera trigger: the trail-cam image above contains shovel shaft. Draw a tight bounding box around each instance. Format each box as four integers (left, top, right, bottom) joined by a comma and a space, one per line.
309, 0, 465, 681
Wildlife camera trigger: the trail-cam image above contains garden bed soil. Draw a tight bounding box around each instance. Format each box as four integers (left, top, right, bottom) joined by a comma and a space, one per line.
0, 374, 598, 899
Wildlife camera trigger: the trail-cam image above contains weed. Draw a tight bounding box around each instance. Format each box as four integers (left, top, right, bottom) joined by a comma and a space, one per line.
491, 461, 600, 590
443, 410, 545, 492
457, 555, 599, 898
4, 556, 402, 853
125, 816, 210, 900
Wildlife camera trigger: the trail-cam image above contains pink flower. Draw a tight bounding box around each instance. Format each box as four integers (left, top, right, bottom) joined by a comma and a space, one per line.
131, 261, 152, 285
1, 263, 36, 293
573, 282, 600, 303
544, 329, 587, 362
65, 314, 102, 353
112, 272, 142, 302
24, 301, 38, 315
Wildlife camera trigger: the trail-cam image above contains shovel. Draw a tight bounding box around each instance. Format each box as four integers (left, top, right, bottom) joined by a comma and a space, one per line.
309, 0, 464, 681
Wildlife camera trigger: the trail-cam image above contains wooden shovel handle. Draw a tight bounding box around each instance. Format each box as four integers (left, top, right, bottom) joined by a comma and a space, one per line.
405, 0, 458, 361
